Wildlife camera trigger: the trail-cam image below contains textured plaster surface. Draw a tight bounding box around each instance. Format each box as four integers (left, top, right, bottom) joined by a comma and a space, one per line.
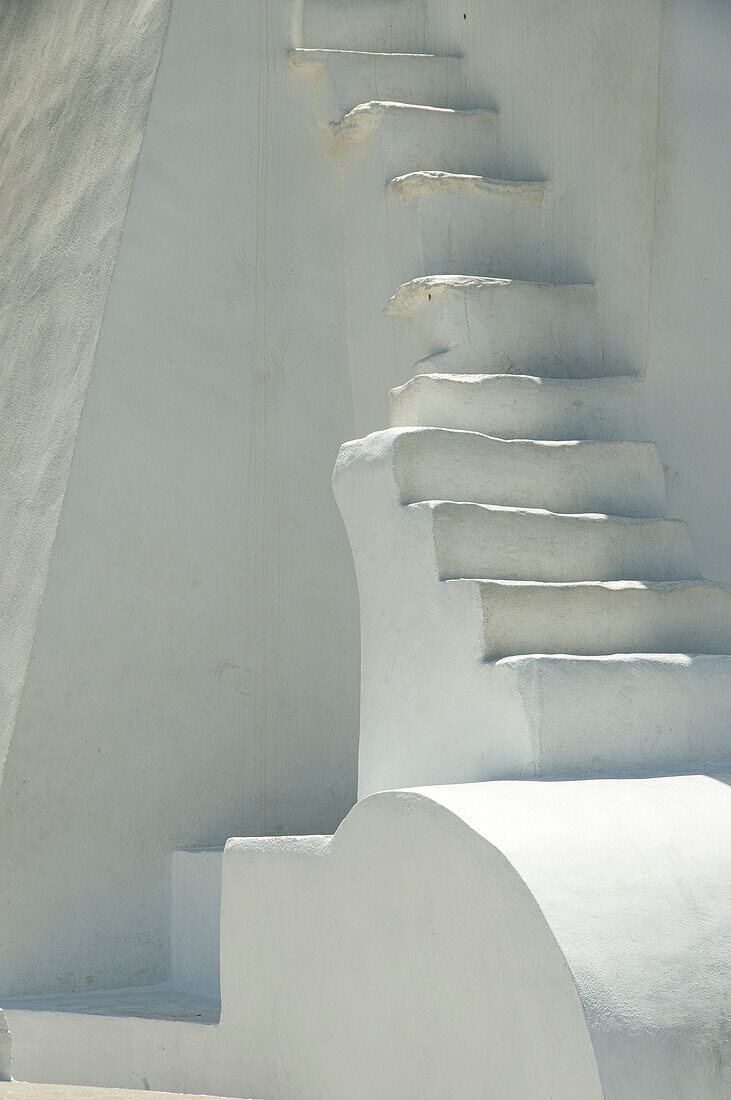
645, 0, 731, 584
0, 0, 359, 996
0, 2, 728, 1073
6, 776, 728, 1098
0, 0, 171, 780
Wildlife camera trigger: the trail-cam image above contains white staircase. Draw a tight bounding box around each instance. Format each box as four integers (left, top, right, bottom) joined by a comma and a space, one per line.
318, 0, 731, 796
4, 4, 729, 1099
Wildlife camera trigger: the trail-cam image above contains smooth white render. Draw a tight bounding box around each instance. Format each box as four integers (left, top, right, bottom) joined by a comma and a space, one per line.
0, 0, 171, 826
334, 426, 731, 795
1, 0, 730, 1098
6, 777, 730, 1099
0, 0, 361, 998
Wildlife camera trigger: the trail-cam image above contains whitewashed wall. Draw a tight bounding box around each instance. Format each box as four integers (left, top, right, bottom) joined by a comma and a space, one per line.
0, 0, 360, 996
646, 0, 731, 585
0, 0, 727, 996
0, 0, 171, 805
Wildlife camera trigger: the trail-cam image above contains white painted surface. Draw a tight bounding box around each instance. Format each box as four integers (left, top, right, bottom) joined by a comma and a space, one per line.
6, 776, 730, 1099
500, 653, 731, 776
385, 275, 604, 378
0, 0, 359, 997
646, 0, 731, 585
333, 426, 730, 794
0, 10, 728, 1099
390, 372, 643, 440
0, 0, 170, 801
170, 849, 223, 999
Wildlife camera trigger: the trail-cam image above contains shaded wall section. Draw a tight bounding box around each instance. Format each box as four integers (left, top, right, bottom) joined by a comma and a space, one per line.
645, 0, 731, 584
0, 0, 171, 776
0, 0, 359, 996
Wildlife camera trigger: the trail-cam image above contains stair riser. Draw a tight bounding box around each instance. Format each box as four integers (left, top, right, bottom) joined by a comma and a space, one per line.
499, 655, 731, 776
386, 180, 562, 286
390, 375, 642, 441
171, 849, 223, 998
386, 279, 614, 378
392, 430, 665, 517
427, 503, 698, 582
335, 108, 500, 183
478, 583, 731, 659
290, 51, 473, 118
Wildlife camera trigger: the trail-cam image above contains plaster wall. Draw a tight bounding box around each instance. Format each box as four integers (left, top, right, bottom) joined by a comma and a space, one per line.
0, 0, 170, 789
645, 0, 731, 585
0, 0, 728, 1000
0, 0, 359, 996
6, 776, 729, 1098
338, 0, 666, 434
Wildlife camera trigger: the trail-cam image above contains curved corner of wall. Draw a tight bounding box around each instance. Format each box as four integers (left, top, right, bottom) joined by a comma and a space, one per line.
0, 0, 171, 773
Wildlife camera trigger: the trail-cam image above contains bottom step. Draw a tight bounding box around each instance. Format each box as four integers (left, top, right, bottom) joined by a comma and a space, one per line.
498, 653, 731, 777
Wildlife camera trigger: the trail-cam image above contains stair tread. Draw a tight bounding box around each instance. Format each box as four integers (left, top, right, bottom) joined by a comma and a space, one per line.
388, 172, 549, 198
393, 370, 640, 388
333, 102, 498, 142
390, 372, 642, 440
497, 651, 731, 665
468, 578, 726, 591
289, 48, 462, 62
336, 101, 496, 120
385, 274, 593, 315
389, 424, 653, 448
415, 499, 683, 523
4, 984, 220, 1023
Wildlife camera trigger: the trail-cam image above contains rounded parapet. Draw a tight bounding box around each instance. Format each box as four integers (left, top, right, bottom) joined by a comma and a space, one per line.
220, 773, 731, 1098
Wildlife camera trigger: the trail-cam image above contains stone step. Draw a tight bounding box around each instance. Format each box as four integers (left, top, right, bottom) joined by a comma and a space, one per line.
288, 49, 472, 119
331, 103, 499, 180
496, 653, 731, 776
303, 0, 432, 54
171, 847, 223, 999
364, 427, 666, 517
388, 171, 547, 201
466, 578, 731, 659
384, 275, 615, 377
390, 372, 642, 441
419, 500, 699, 581
386, 172, 555, 284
